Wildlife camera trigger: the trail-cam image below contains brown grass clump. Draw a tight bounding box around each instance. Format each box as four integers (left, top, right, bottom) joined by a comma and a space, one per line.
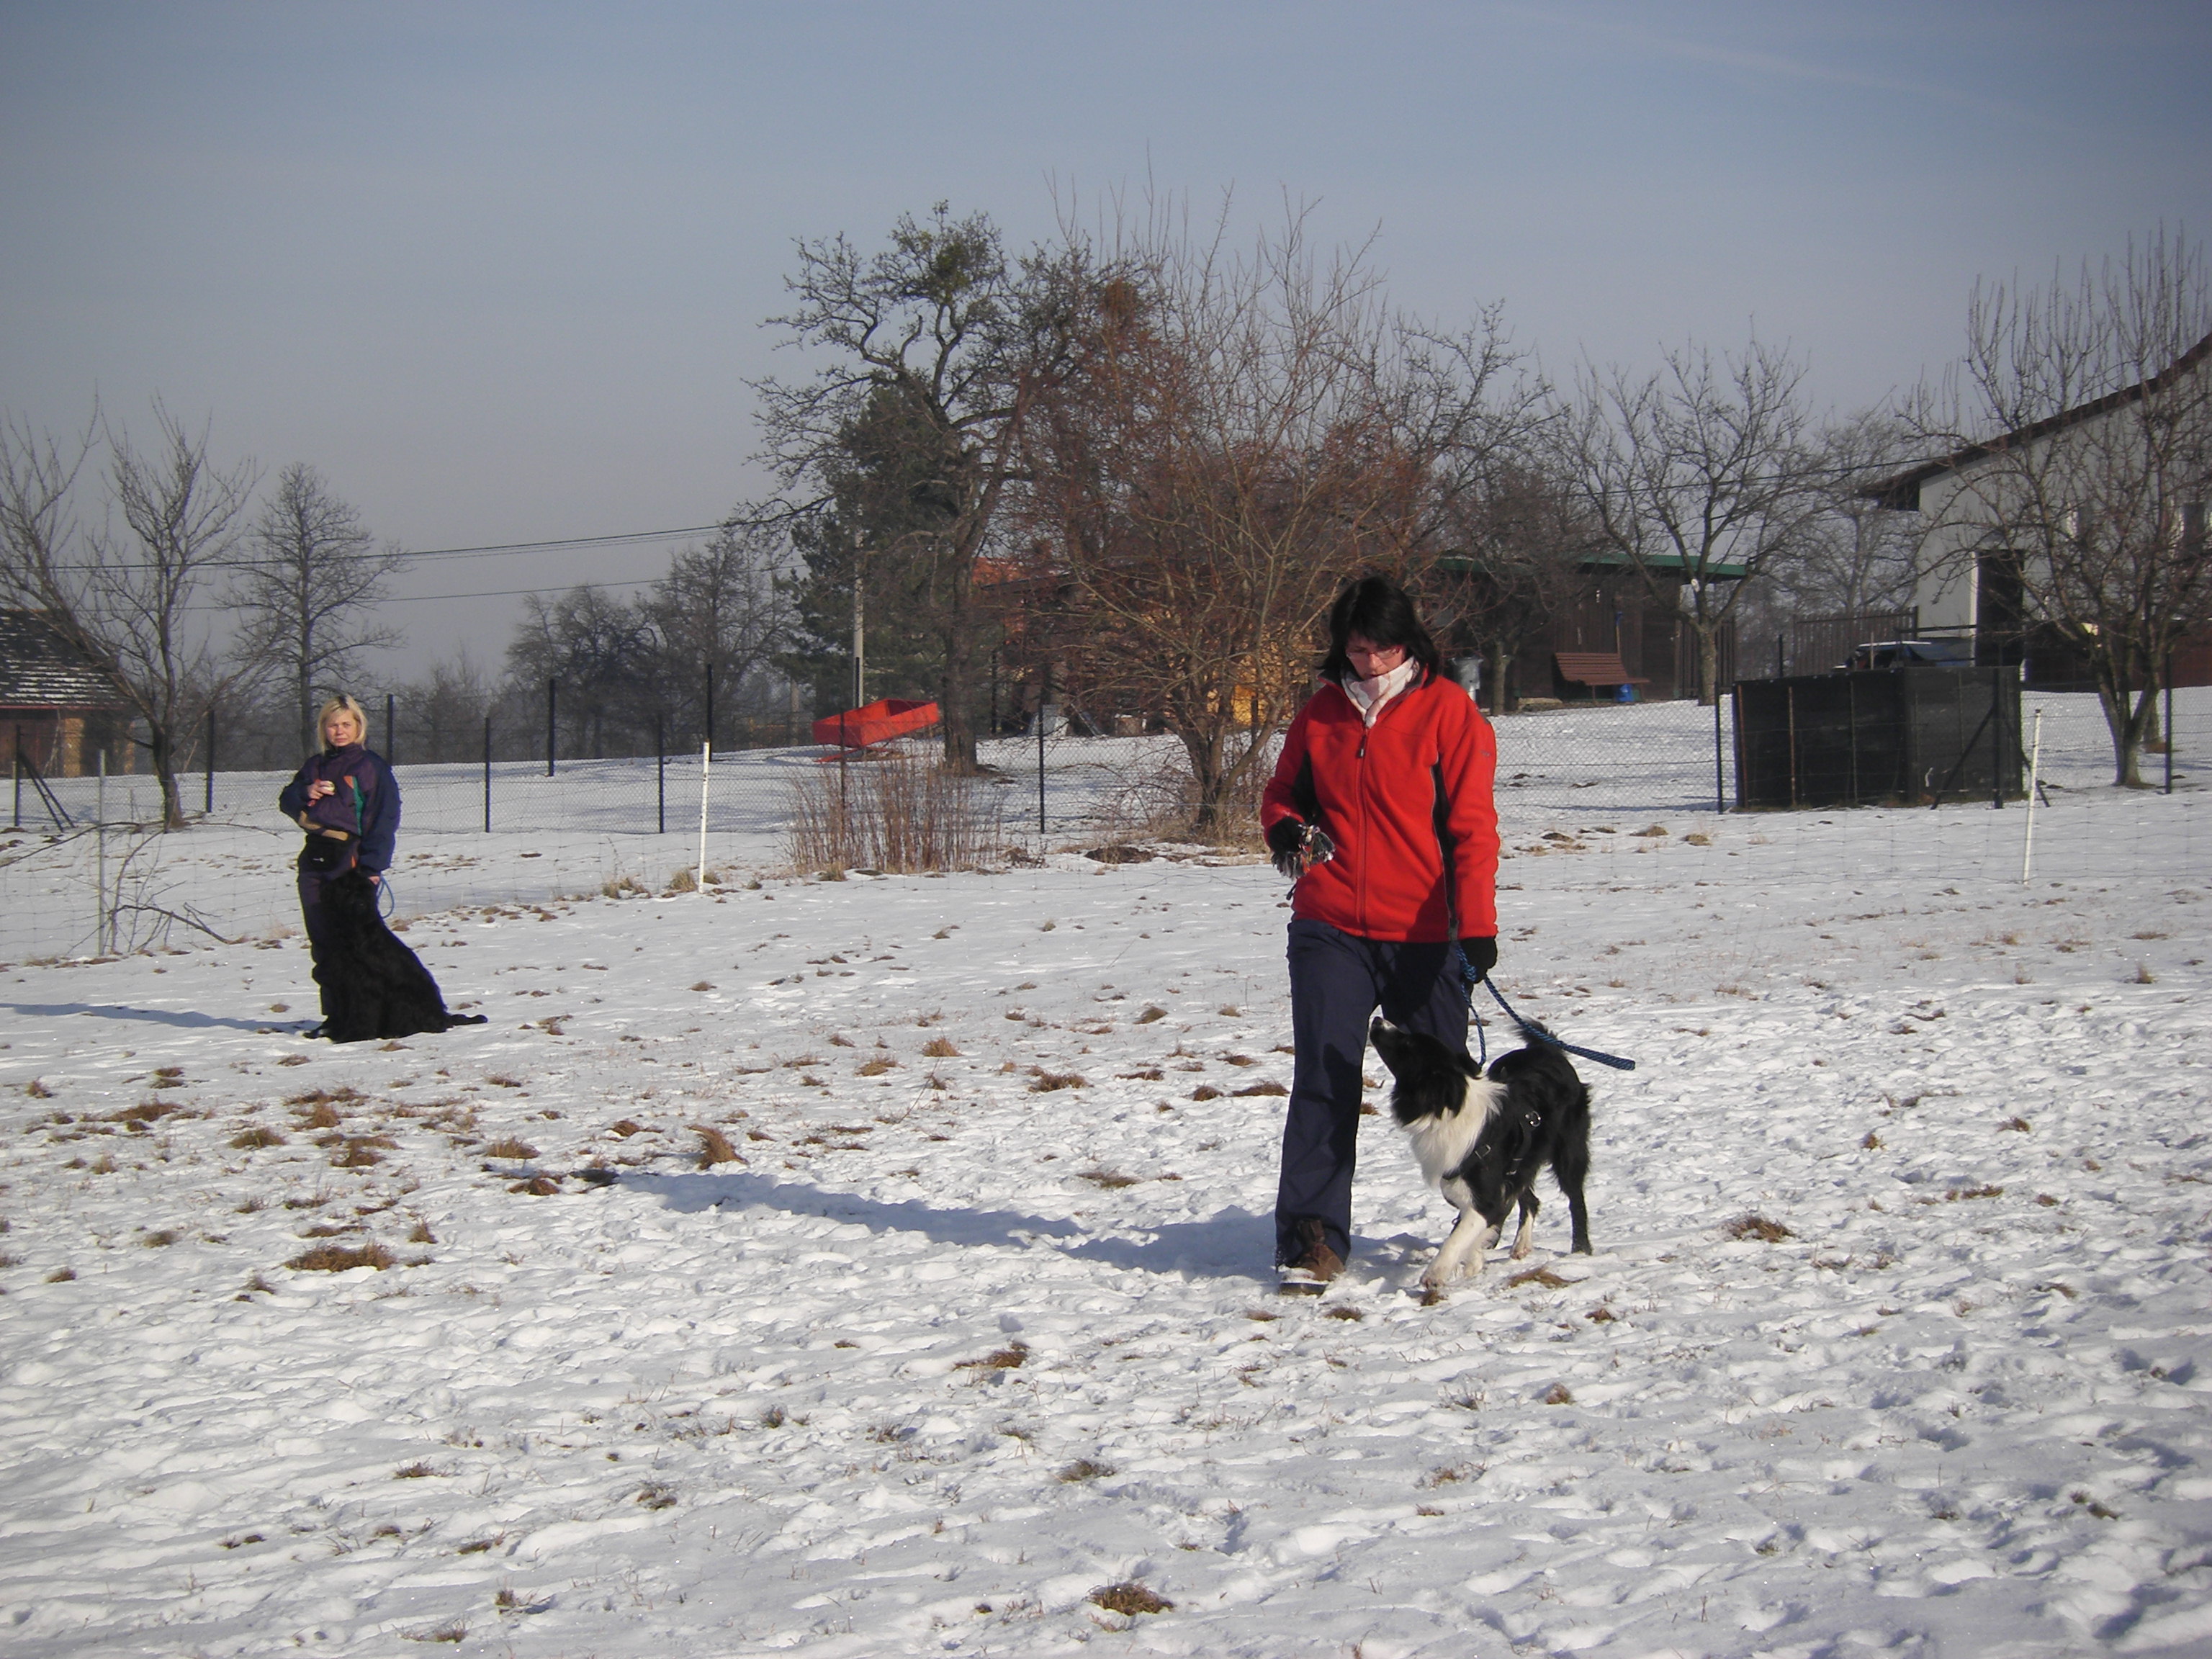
287, 1087, 364, 1109
287, 1241, 396, 1272
45, 1267, 75, 1282
1507, 1266, 1573, 1288
1077, 1169, 1139, 1189
24, 1079, 53, 1099
328, 1137, 392, 1169
920, 1036, 961, 1058
695, 1125, 742, 1168
1725, 1214, 1794, 1243
1089, 1582, 1172, 1617
1056, 1458, 1115, 1483
483, 1137, 539, 1160
956, 1340, 1030, 1372
486, 1074, 524, 1089
231, 1126, 287, 1150
1135, 1006, 1168, 1025
609, 1119, 647, 1137
1544, 1383, 1575, 1406
113, 1100, 183, 1128
856, 1057, 897, 1076
276, 1053, 310, 1067
1030, 1071, 1087, 1092
394, 1461, 439, 1478
1946, 1184, 2004, 1201
634, 1481, 678, 1511
295, 1102, 343, 1130
1231, 1081, 1288, 1097
1190, 1084, 1223, 1102
508, 1175, 561, 1195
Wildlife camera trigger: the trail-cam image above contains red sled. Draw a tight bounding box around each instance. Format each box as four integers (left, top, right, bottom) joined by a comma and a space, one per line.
812, 698, 940, 754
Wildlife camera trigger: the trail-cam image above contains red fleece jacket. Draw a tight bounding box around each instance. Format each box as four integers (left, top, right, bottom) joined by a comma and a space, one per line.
1260, 671, 1500, 942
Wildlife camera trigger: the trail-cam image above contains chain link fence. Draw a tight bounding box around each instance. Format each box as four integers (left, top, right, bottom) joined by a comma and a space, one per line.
4, 688, 2203, 962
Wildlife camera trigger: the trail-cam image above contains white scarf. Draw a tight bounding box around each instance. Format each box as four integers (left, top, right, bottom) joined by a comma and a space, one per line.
1341, 659, 1419, 728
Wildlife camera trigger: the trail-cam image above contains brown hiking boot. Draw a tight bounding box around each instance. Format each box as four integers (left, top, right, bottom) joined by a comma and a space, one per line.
1277, 1220, 1344, 1293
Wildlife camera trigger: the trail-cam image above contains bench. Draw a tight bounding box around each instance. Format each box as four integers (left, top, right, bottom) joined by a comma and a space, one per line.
1552, 652, 1650, 699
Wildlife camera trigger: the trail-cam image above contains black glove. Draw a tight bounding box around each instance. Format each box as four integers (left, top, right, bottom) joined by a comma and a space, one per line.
1458, 936, 1497, 981
1267, 819, 1336, 881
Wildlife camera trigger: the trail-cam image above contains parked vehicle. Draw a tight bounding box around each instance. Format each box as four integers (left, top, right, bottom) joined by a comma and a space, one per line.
1840, 639, 1974, 672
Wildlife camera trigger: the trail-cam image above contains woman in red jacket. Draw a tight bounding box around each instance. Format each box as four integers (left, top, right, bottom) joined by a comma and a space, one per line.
1260, 575, 1501, 1287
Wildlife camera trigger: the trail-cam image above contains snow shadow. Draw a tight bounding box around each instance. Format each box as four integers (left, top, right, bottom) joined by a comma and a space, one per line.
631, 1169, 1273, 1282
4, 999, 295, 1035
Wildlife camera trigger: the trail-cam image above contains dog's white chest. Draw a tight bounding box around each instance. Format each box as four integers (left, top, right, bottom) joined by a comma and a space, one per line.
1401, 1082, 1501, 1189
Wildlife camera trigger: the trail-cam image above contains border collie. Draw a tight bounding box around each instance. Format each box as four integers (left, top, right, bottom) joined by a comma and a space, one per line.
1368, 1018, 1591, 1291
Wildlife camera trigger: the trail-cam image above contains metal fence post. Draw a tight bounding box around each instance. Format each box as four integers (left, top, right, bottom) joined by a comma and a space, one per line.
385, 692, 395, 765
482, 716, 493, 833
11, 724, 19, 830
704, 662, 715, 755
204, 705, 215, 816
656, 714, 665, 834
1713, 693, 1726, 814
2166, 644, 2176, 796
546, 680, 557, 778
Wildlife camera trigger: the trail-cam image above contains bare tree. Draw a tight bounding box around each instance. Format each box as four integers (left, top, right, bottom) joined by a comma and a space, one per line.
0, 403, 256, 827
502, 584, 655, 758
1015, 203, 1536, 831
396, 647, 494, 764
1561, 340, 1820, 703
1904, 230, 2212, 785
1792, 410, 1928, 619
639, 520, 796, 745
753, 203, 1087, 771
230, 462, 407, 757
1419, 457, 1596, 710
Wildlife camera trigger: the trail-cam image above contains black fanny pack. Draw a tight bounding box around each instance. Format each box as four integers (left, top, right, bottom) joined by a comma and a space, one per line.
300, 835, 354, 874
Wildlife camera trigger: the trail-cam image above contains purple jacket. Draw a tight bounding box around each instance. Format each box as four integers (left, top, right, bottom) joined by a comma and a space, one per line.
279, 746, 400, 873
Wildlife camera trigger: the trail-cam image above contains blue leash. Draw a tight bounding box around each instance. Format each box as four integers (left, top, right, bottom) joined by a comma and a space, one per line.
1452, 945, 1637, 1071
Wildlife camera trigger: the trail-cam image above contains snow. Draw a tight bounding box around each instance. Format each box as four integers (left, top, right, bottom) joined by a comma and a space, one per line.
1, 706, 2210, 1656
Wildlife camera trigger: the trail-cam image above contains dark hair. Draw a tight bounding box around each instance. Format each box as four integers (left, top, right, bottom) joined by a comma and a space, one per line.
1318, 575, 1443, 681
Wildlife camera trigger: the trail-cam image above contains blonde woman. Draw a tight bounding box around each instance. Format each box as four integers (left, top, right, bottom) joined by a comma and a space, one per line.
278, 696, 401, 1037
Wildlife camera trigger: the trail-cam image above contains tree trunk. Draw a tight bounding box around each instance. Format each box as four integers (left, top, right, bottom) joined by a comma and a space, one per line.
148, 723, 186, 830
938, 563, 981, 773
1182, 728, 1227, 837
1694, 624, 1721, 707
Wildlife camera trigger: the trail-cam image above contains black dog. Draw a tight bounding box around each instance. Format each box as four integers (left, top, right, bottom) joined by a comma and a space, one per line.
1368, 1019, 1591, 1291
315, 869, 489, 1043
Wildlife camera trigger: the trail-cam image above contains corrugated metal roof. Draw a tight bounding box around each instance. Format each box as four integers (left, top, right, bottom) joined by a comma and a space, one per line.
0, 611, 130, 709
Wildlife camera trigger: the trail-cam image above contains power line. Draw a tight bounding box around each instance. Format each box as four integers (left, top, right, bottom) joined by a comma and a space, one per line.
44, 520, 731, 577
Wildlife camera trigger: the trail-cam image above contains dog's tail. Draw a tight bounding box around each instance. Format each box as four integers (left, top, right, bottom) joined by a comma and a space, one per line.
444, 1013, 490, 1028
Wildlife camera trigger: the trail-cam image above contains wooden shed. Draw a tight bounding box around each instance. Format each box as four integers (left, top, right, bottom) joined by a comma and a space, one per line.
1, 611, 135, 777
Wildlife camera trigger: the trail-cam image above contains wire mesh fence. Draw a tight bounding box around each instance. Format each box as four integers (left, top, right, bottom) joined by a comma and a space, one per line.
3, 688, 2203, 962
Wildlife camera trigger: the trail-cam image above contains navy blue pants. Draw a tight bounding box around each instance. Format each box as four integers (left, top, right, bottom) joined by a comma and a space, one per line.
1276, 917, 1470, 1266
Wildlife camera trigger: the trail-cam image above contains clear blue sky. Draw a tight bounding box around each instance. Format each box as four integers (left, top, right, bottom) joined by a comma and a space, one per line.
4, 0, 2206, 673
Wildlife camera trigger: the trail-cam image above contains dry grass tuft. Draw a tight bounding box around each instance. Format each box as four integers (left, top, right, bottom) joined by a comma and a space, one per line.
45, 1267, 76, 1282
695, 1125, 742, 1168
921, 1036, 961, 1058
1232, 1081, 1288, 1097
1089, 1582, 1172, 1617
483, 1137, 539, 1160
1056, 1458, 1115, 1483
1506, 1266, 1573, 1288
1135, 1005, 1168, 1024
24, 1079, 53, 1099
1724, 1214, 1794, 1243
1030, 1071, 1087, 1092
1946, 1184, 2004, 1201
231, 1126, 287, 1150
394, 1461, 439, 1479
1545, 1383, 1575, 1405
856, 1057, 898, 1076
634, 1481, 678, 1510
956, 1340, 1030, 1372
286, 1241, 396, 1272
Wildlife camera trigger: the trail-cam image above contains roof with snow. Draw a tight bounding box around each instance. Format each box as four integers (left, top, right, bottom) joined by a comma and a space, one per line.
0, 610, 129, 710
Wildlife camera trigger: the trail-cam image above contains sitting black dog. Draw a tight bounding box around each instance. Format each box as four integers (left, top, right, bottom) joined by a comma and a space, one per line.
315, 869, 490, 1043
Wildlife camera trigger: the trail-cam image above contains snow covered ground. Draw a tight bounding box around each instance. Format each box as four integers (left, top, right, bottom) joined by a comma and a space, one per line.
1, 727, 2209, 1655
